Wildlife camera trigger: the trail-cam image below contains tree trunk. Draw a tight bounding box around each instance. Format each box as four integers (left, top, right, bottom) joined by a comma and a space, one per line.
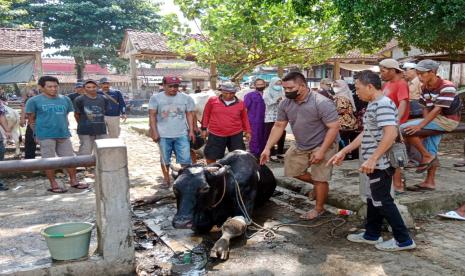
74, 56, 85, 81
277, 66, 284, 78
209, 62, 217, 90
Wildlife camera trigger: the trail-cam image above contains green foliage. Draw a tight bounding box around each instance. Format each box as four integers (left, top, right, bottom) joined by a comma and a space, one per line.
0, 0, 30, 27
163, 0, 340, 81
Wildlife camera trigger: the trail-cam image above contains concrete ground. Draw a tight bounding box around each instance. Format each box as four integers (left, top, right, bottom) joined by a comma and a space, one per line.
1, 117, 465, 275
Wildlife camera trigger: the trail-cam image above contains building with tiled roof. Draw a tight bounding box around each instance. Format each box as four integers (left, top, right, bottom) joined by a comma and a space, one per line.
0, 28, 43, 54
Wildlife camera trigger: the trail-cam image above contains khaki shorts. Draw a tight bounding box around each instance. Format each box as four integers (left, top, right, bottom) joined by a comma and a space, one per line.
284, 142, 338, 182
39, 138, 75, 158
104, 116, 121, 138
78, 134, 107, 155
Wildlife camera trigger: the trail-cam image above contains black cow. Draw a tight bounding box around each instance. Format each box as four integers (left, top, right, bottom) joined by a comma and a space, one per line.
171, 150, 276, 259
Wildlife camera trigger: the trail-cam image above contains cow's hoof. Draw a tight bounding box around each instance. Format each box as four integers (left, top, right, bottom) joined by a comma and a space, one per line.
210, 238, 229, 260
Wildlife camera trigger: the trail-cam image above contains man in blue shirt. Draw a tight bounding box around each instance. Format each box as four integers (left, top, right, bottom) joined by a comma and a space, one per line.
26, 76, 88, 193
98, 77, 126, 138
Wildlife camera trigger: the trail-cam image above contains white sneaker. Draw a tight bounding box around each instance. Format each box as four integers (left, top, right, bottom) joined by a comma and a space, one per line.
347, 232, 383, 245
375, 238, 416, 251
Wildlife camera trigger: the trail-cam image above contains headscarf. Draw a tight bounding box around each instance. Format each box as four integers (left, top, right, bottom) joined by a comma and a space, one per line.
267, 77, 282, 92
263, 77, 283, 105
333, 80, 356, 112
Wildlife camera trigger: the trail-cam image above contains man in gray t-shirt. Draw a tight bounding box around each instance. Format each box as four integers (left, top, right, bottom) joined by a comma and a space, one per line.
149, 76, 195, 188
328, 70, 415, 252
260, 72, 340, 220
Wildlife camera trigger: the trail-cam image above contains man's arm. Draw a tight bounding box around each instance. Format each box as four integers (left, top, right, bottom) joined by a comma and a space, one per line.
397, 99, 408, 121
360, 125, 397, 174
149, 109, 160, 142
405, 106, 442, 135
311, 120, 340, 164
260, 120, 287, 164
186, 111, 195, 141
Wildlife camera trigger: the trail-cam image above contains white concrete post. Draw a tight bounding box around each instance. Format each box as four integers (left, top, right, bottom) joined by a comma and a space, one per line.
94, 139, 134, 265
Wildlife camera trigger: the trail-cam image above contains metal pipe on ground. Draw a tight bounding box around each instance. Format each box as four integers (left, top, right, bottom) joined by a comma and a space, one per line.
0, 155, 96, 173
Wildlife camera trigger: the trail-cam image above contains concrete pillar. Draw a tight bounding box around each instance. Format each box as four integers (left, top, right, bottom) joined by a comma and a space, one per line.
35, 52, 43, 77
130, 55, 138, 95
94, 139, 134, 267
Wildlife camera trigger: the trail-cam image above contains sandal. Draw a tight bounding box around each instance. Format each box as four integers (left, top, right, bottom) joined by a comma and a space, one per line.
299, 209, 326, 220
70, 182, 89, 189
415, 157, 437, 173
405, 184, 435, 192
47, 187, 68, 193
160, 180, 171, 189
453, 161, 465, 167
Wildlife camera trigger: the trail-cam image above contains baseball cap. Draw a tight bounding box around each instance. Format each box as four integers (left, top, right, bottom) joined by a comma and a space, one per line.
162, 75, 182, 85
84, 79, 99, 86
219, 82, 238, 93
415, 59, 440, 72
402, 62, 417, 70
75, 82, 84, 88
99, 77, 110, 84
379, 58, 403, 72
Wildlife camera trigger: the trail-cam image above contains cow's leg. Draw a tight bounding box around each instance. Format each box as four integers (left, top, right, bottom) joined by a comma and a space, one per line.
210, 216, 247, 260
12, 129, 20, 157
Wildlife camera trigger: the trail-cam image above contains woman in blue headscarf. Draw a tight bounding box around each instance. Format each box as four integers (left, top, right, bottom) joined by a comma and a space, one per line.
263, 77, 285, 160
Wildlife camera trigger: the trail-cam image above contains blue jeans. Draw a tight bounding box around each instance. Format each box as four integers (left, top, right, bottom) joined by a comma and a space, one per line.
401, 119, 445, 156
159, 135, 191, 165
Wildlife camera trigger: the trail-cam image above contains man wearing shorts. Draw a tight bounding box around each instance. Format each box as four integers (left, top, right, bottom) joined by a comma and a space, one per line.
149, 76, 196, 188
26, 76, 87, 193
260, 72, 340, 220
201, 83, 251, 164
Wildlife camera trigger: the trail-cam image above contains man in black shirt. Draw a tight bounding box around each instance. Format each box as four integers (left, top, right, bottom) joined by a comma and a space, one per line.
67, 82, 85, 103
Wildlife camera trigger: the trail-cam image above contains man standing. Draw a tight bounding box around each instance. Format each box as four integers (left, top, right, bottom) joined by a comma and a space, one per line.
379, 58, 410, 194
149, 76, 195, 188
0, 100, 12, 191
201, 83, 251, 164
403, 60, 461, 191
98, 77, 126, 138
402, 62, 423, 118
244, 78, 267, 159
67, 82, 85, 103
26, 76, 87, 193
329, 70, 415, 251
74, 80, 107, 155
260, 72, 340, 220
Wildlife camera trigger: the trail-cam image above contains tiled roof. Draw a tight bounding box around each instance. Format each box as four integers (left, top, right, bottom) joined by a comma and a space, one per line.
126, 30, 173, 54
329, 40, 399, 61
137, 67, 209, 79
43, 58, 109, 75
0, 28, 43, 53
55, 74, 129, 84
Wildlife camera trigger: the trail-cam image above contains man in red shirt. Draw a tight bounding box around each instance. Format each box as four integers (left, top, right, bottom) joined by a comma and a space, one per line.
201, 83, 251, 164
380, 59, 410, 194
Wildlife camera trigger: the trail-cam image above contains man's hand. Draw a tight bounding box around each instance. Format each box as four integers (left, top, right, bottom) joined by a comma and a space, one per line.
326, 151, 346, 166
20, 118, 25, 127
189, 130, 196, 143
259, 148, 271, 165
151, 130, 160, 143
360, 158, 377, 174
244, 132, 251, 141
121, 114, 127, 122
404, 125, 422, 135
309, 149, 325, 164
201, 130, 208, 139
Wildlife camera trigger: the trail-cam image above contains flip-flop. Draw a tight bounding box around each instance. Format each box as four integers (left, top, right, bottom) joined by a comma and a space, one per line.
71, 182, 89, 189
160, 180, 171, 189
415, 157, 437, 173
47, 187, 68, 193
453, 161, 465, 167
405, 184, 435, 192
437, 211, 465, 221
299, 209, 326, 220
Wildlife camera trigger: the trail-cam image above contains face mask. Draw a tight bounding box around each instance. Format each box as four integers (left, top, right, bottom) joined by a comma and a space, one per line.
273, 85, 282, 91
285, 90, 299, 99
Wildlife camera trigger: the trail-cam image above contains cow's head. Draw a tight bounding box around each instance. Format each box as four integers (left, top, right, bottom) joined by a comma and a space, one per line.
171, 164, 229, 231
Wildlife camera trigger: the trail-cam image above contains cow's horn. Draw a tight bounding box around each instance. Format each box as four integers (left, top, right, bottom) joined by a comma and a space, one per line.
170, 164, 182, 172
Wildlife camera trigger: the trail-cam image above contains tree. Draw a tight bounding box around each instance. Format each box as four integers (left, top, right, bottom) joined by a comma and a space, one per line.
0, 0, 30, 27
289, 0, 465, 54
26, 0, 160, 79
162, 0, 341, 84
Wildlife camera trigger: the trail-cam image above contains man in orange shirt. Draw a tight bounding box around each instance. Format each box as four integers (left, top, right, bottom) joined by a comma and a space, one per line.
379, 59, 410, 194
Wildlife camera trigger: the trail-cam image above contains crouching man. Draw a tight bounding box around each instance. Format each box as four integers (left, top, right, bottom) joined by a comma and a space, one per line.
328, 70, 416, 251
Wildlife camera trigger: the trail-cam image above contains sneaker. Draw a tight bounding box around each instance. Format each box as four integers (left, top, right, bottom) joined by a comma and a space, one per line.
375, 238, 416, 251
347, 232, 383, 245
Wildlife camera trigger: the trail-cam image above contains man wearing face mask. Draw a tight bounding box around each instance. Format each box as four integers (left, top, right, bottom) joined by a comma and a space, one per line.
260, 72, 340, 220
244, 78, 267, 159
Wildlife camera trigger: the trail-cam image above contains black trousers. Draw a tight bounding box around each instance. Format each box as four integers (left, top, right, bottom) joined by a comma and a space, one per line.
24, 125, 37, 159
264, 122, 286, 155
365, 168, 411, 243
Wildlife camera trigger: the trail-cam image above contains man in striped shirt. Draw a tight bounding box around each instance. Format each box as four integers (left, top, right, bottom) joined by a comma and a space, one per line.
328, 70, 415, 251
402, 59, 461, 191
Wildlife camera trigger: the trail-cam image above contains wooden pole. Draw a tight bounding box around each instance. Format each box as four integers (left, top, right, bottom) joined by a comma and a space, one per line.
35, 52, 43, 78
334, 61, 341, 80
130, 55, 138, 97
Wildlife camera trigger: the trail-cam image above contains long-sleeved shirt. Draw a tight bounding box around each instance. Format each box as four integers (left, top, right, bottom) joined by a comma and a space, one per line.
98, 89, 126, 116
201, 96, 251, 137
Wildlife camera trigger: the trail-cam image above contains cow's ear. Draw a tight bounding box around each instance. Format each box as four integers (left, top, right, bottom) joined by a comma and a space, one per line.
205, 165, 229, 178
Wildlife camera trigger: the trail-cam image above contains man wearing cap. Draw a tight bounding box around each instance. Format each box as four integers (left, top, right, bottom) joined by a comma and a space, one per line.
402, 59, 462, 191
201, 82, 251, 164
402, 62, 423, 118
98, 77, 127, 138
149, 76, 196, 188
67, 82, 85, 103
74, 79, 108, 155
379, 58, 410, 194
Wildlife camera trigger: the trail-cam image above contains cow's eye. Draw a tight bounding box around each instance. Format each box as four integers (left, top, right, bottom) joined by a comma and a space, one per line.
199, 186, 210, 193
